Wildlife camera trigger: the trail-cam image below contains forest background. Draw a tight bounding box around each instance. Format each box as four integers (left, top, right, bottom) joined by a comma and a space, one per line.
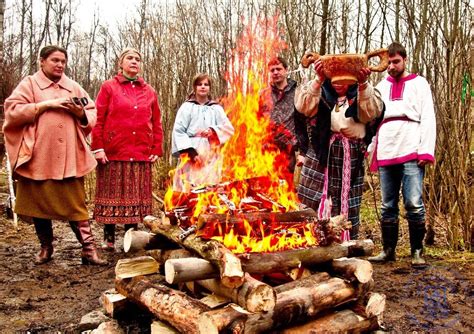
0, 0, 472, 251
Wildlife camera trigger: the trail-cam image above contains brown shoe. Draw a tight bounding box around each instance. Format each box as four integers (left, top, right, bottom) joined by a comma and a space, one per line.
82, 248, 108, 265
34, 246, 54, 265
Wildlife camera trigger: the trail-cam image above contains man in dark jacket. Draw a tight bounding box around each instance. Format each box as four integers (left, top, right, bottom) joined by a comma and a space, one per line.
259, 57, 308, 185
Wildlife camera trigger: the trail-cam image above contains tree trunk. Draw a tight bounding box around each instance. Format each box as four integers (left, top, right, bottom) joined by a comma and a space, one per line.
330, 257, 373, 283
280, 309, 379, 333
198, 275, 362, 334
165, 257, 218, 284
115, 276, 210, 334
197, 273, 276, 312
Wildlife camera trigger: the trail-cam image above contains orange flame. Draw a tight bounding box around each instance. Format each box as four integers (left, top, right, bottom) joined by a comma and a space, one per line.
165, 16, 320, 253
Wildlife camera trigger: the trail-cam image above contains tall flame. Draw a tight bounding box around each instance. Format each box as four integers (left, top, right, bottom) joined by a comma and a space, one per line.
164, 16, 319, 253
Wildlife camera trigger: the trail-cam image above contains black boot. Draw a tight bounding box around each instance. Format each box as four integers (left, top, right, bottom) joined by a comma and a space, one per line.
102, 224, 115, 251
33, 218, 54, 265
350, 223, 360, 240
368, 220, 399, 262
124, 224, 138, 232
409, 220, 427, 267
69, 221, 108, 265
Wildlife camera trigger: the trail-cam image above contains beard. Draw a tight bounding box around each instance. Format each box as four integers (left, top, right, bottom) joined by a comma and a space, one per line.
388, 68, 404, 79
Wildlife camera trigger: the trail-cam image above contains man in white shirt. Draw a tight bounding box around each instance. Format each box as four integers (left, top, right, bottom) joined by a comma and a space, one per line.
368, 42, 436, 267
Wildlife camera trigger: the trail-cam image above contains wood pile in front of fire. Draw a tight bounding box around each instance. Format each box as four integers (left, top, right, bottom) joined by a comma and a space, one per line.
98, 212, 386, 334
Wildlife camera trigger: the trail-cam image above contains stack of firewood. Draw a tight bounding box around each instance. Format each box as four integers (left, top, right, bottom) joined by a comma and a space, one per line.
100, 214, 385, 334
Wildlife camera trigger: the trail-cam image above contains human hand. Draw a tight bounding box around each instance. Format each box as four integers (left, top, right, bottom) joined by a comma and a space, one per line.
149, 154, 160, 163
357, 68, 372, 84
296, 154, 305, 167
35, 98, 70, 114
200, 128, 214, 138
417, 159, 431, 167
313, 59, 326, 82
62, 98, 86, 119
94, 151, 109, 164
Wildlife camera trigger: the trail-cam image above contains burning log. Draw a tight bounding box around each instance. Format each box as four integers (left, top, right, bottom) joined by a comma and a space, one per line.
238, 239, 374, 274
330, 257, 374, 283
165, 258, 218, 284
279, 309, 380, 333
198, 273, 362, 333
196, 273, 276, 312
115, 276, 210, 334
143, 215, 245, 288
198, 207, 319, 224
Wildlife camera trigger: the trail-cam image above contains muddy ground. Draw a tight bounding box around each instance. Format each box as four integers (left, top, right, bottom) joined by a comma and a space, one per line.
0, 210, 473, 333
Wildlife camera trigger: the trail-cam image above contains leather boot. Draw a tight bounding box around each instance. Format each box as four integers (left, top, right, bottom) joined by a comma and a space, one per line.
125, 224, 138, 232
33, 218, 54, 265
368, 220, 399, 262
69, 221, 108, 265
101, 224, 115, 251
409, 220, 427, 267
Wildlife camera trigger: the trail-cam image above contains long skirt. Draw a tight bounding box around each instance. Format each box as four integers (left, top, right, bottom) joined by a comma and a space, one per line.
297, 139, 365, 236
93, 161, 152, 225
15, 176, 89, 221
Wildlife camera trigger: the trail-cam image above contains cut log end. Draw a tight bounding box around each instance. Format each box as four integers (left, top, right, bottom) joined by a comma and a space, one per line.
123, 229, 153, 253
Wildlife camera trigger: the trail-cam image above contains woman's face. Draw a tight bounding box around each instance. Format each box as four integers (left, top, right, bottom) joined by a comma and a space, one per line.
40, 51, 67, 82
332, 83, 350, 96
195, 78, 210, 98
120, 52, 141, 77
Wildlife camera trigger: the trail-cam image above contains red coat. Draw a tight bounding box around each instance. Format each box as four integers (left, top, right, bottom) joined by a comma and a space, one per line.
91, 74, 163, 161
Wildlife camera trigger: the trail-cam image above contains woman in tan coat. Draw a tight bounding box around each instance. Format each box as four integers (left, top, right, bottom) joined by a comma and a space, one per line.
3, 45, 106, 265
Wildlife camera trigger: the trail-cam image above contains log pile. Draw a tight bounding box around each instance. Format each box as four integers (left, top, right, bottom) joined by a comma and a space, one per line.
99, 212, 386, 333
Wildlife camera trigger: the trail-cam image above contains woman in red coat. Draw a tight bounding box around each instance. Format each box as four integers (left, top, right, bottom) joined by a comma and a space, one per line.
91, 48, 163, 251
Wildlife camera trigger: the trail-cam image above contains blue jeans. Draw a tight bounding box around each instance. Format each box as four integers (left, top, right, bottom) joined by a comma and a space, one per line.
379, 161, 425, 223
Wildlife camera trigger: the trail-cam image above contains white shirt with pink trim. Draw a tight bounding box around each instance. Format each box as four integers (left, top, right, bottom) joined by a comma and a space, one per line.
375, 74, 436, 167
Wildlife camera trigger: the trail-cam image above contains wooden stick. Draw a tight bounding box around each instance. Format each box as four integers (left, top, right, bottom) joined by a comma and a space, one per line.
5, 152, 18, 230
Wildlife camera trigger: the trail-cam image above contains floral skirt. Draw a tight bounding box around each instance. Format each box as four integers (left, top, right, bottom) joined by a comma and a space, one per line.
93, 161, 152, 225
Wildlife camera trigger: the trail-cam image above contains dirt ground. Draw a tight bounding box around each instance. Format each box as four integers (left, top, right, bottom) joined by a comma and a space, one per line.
0, 211, 473, 333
